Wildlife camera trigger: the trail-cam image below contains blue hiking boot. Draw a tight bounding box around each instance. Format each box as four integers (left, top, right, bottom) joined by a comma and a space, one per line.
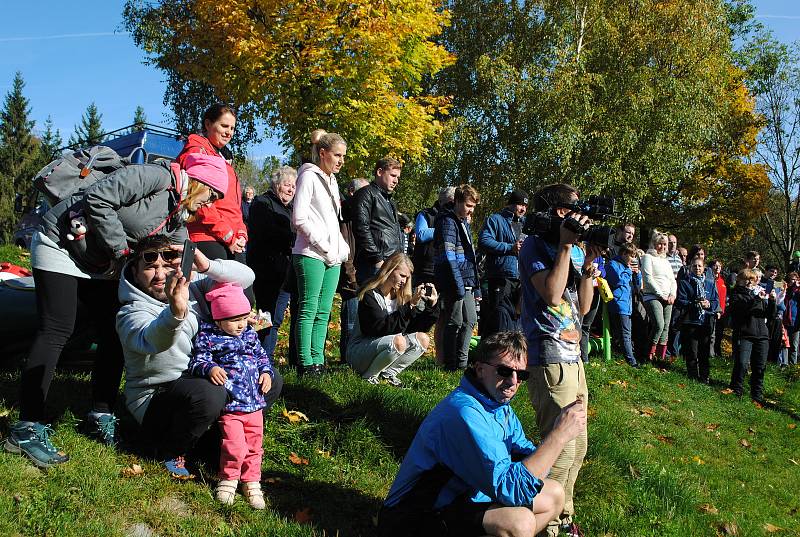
164, 456, 194, 480
84, 412, 118, 447
3, 421, 70, 469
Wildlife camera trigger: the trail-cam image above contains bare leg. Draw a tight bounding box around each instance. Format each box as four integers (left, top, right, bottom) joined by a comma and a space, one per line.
481, 479, 565, 537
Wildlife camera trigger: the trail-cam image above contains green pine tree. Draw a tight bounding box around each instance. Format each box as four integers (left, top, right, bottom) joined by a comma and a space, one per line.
131, 105, 147, 132
69, 102, 104, 147
0, 71, 38, 242
39, 116, 63, 161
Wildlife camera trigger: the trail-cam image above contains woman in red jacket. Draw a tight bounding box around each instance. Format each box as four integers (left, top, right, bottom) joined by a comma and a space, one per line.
178, 104, 248, 263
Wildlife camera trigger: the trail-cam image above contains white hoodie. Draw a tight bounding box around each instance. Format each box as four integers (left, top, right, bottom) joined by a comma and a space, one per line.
291, 162, 349, 266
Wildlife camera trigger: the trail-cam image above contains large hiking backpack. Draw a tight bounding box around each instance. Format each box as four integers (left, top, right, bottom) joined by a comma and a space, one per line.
33, 146, 128, 205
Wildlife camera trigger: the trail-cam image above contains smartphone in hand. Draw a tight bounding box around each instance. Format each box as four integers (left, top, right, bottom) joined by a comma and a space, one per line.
180, 239, 196, 279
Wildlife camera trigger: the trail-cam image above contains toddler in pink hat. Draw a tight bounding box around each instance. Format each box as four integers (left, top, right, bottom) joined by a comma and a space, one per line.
188, 282, 272, 509
183, 153, 229, 199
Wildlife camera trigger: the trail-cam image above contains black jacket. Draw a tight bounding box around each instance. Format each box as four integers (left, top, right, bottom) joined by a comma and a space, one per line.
246, 190, 295, 279
412, 203, 441, 280
727, 286, 776, 339
358, 288, 439, 337
352, 181, 401, 265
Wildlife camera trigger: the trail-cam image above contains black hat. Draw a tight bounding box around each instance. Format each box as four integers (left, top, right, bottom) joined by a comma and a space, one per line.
507, 189, 529, 206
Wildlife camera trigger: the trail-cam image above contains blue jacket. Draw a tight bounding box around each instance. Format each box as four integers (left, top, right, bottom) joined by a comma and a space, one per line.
676, 274, 720, 327
189, 321, 273, 413
384, 375, 542, 510
605, 257, 641, 316
434, 208, 480, 299
478, 208, 523, 280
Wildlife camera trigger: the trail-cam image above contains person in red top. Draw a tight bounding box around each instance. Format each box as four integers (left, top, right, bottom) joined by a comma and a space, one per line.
711, 259, 727, 357
178, 104, 248, 263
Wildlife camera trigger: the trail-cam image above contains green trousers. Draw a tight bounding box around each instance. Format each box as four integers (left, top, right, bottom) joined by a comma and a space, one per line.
293, 255, 341, 367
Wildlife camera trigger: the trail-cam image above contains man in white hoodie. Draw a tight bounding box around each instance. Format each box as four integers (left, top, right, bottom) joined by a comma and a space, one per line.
116, 235, 282, 478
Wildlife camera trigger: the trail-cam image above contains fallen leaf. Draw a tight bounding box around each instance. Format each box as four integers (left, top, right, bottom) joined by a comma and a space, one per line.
655, 435, 674, 445
719, 521, 739, 535
748, 427, 756, 434
263, 477, 283, 484
720, 388, 734, 395
705, 423, 720, 431
788, 424, 797, 430
763, 523, 782, 533
636, 407, 656, 417
678, 383, 686, 388
754, 401, 764, 409
699, 503, 719, 514
121, 464, 144, 477
316, 449, 331, 458
789, 458, 798, 466
13, 494, 22, 504
294, 507, 313, 524
775, 388, 784, 395
628, 464, 640, 478
692, 456, 706, 465
739, 439, 751, 448
766, 399, 777, 405
282, 409, 309, 423
587, 407, 598, 418
288, 452, 309, 466
610, 379, 629, 389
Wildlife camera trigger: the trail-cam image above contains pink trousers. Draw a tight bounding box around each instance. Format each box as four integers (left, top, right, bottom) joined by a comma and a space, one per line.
218, 410, 264, 482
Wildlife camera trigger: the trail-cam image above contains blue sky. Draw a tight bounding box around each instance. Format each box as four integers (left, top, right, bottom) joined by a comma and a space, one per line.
1, 0, 798, 162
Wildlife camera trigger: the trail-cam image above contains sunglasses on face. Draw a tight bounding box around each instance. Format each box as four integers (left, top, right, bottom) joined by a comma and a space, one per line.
481, 362, 530, 382
141, 249, 181, 265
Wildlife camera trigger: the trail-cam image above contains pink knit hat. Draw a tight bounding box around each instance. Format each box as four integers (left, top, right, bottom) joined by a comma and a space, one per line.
206, 282, 251, 320
183, 153, 228, 198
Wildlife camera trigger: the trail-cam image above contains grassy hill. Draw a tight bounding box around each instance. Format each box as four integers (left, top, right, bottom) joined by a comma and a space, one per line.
0, 244, 798, 536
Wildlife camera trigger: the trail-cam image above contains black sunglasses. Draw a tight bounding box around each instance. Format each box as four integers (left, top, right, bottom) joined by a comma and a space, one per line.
141, 249, 181, 264
481, 362, 530, 382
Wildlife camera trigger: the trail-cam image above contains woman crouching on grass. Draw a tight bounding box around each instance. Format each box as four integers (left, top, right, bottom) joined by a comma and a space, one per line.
727, 268, 775, 404
347, 252, 439, 386
188, 282, 273, 509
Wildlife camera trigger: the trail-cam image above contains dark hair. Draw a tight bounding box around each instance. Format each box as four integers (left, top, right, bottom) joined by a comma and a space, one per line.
202, 103, 237, 133
745, 250, 760, 260
471, 331, 527, 365
375, 157, 402, 174
132, 235, 172, 257
788, 271, 799, 280
687, 244, 705, 261
533, 183, 579, 212
765, 264, 778, 272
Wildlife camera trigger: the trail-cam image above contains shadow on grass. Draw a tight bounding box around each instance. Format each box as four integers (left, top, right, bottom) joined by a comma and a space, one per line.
261, 470, 383, 537
0, 369, 92, 427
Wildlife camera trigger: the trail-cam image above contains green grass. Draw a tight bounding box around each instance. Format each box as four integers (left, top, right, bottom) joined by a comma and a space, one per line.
0, 244, 31, 270
0, 249, 798, 535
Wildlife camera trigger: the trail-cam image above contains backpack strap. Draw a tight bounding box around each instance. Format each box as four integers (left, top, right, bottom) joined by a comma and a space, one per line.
147, 163, 185, 238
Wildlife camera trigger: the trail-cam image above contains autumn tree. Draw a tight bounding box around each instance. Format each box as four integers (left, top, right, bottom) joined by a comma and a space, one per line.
123, 0, 453, 176
69, 102, 105, 148
0, 72, 39, 242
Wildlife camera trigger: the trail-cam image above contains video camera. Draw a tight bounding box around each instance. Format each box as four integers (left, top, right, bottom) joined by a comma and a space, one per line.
522, 195, 617, 248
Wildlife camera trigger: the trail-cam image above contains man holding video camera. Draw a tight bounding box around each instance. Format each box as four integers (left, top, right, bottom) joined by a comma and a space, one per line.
519, 183, 606, 537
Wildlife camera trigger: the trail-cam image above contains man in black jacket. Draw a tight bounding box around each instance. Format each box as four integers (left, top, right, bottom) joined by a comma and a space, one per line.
353, 157, 403, 284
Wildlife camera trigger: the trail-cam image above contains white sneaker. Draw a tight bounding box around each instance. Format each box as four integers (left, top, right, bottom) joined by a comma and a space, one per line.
215, 479, 238, 505
242, 481, 265, 510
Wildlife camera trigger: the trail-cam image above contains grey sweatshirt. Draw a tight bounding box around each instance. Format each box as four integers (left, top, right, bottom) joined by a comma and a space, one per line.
116, 259, 255, 423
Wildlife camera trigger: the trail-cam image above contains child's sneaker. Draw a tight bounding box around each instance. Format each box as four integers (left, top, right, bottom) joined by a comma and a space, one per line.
3, 421, 69, 469
84, 412, 118, 446
215, 479, 238, 505
365, 375, 381, 385
242, 481, 265, 510
163, 456, 194, 480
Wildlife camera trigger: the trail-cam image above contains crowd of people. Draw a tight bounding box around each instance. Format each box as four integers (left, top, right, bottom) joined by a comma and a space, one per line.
3, 103, 796, 536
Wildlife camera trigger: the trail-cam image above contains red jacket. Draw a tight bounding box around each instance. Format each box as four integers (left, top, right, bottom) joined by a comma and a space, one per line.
178, 134, 248, 246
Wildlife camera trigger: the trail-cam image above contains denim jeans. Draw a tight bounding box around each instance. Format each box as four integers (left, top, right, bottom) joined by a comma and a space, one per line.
441, 290, 477, 370
789, 328, 800, 365
610, 311, 636, 365
339, 291, 359, 362
262, 289, 290, 360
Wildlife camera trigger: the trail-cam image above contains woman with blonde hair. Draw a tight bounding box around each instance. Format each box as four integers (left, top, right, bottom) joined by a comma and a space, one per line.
292, 130, 350, 375
347, 252, 439, 386
640, 230, 677, 362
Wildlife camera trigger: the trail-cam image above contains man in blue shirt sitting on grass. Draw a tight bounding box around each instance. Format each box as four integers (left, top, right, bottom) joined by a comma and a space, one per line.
377, 331, 587, 537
